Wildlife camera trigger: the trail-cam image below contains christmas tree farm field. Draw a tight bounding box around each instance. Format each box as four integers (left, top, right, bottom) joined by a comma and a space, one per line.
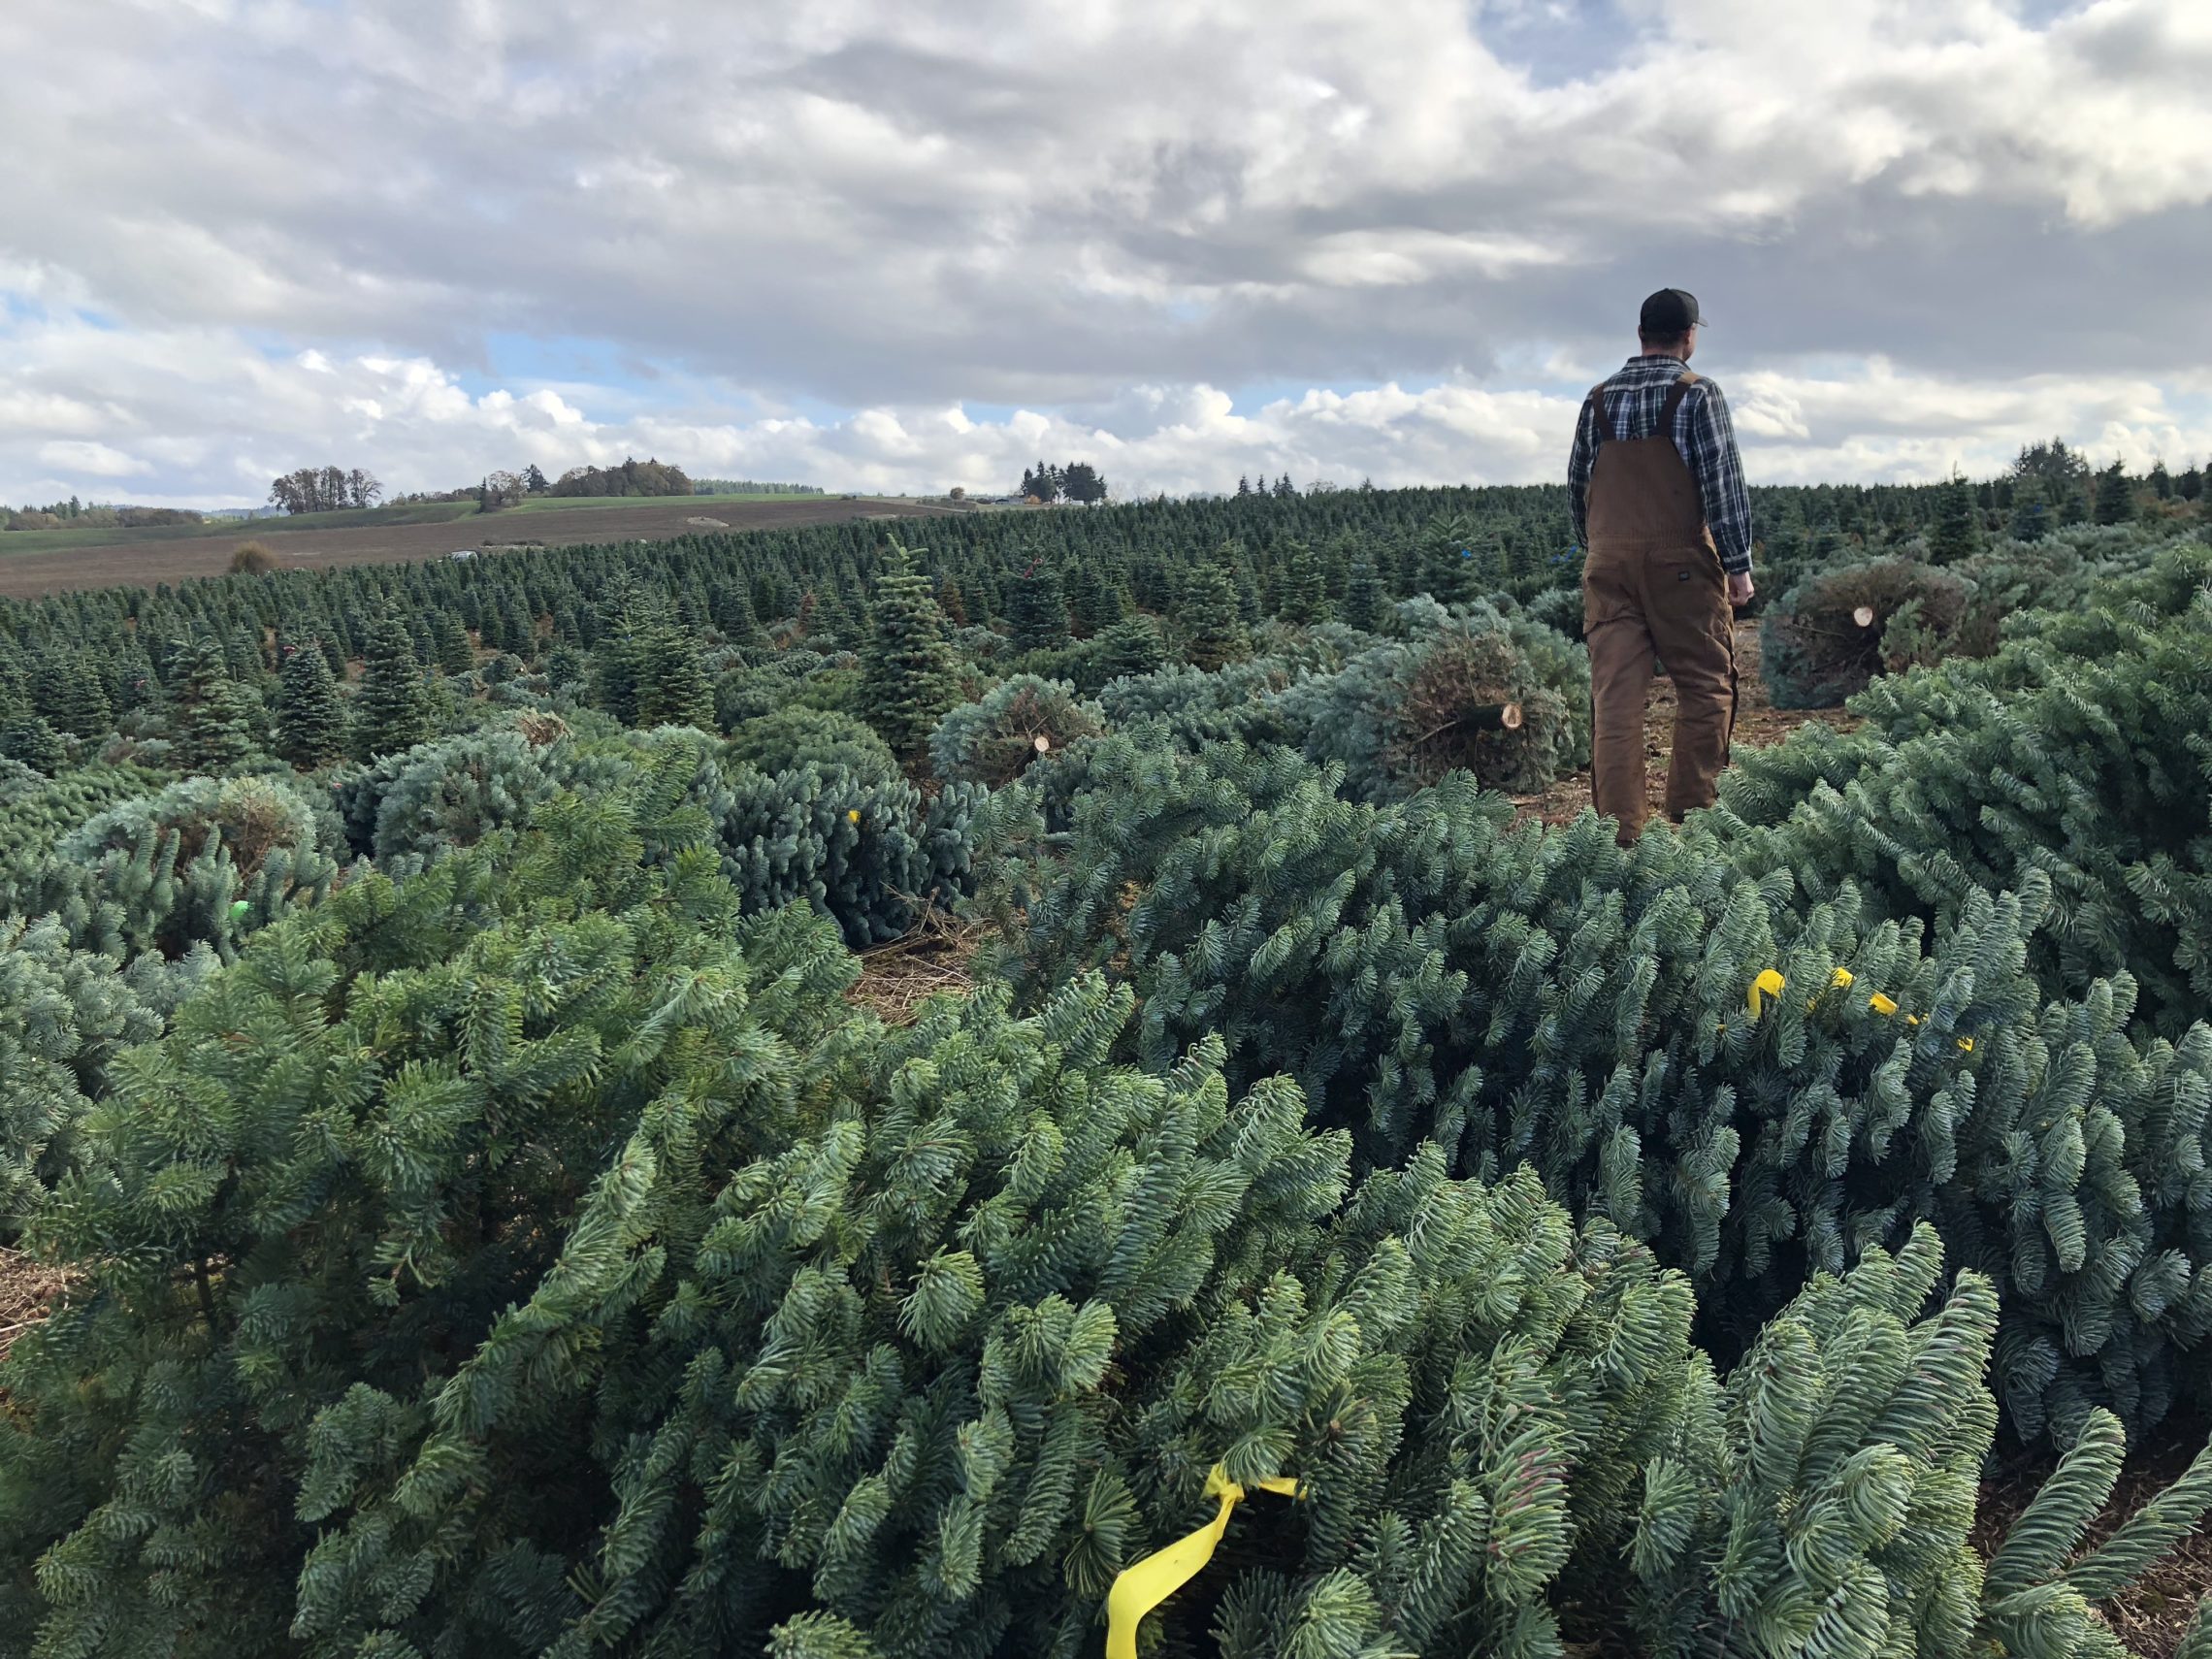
1, 501, 2210, 1655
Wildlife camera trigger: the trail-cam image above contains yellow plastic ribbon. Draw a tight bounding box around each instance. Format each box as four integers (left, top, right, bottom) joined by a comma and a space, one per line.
846, 808, 862, 824
1803, 967, 1854, 1011
1746, 969, 1786, 1020
1105, 1464, 1300, 1659
1861, 992, 1971, 1050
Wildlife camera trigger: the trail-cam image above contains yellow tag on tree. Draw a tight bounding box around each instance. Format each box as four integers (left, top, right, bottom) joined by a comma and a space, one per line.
1104, 1464, 1300, 1659
1746, 970, 1785, 1020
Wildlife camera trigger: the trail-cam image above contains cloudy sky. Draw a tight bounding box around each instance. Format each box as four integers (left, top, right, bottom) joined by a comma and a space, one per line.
3, 0, 2209, 507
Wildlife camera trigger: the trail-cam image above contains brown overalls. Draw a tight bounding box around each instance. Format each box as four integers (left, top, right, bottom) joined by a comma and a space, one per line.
1580, 372, 1738, 847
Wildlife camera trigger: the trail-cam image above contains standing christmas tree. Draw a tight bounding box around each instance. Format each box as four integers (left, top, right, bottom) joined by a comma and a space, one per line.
274, 637, 348, 768
170, 636, 263, 773
861, 537, 961, 760
1178, 562, 1249, 669
633, 619, 715, 729
1273, 538, 1327, 623
1341, 556, 1387, 630
1007, 560, 1071, 650
355, 611, 432, 759
1928, 471, 1982, 564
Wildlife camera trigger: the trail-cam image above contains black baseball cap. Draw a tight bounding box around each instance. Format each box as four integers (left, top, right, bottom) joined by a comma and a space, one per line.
1640, 288, 1705, 334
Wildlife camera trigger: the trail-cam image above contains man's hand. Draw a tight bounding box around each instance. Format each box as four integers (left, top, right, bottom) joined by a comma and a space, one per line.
1726, 570, 1755, 609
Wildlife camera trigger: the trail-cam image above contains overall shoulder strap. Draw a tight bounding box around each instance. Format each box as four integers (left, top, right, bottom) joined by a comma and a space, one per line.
1583, 383, 1615, 443
1657, 372, 1700, 434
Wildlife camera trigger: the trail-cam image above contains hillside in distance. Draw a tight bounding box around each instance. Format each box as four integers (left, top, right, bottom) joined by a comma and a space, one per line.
0, 491, 964, 598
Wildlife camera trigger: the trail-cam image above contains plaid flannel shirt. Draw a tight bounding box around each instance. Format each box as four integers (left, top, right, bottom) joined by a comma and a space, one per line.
1567, 355, 1755, 575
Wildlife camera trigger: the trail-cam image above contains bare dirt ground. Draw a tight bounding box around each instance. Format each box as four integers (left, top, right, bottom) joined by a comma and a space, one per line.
1511, 616, 1857, 827
0, 1246, 70, 1365
0, 496, 965, 598
1970, 1415, 2212, 1659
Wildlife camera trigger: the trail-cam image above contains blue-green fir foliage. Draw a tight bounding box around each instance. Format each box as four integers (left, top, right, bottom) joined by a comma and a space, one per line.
1721, 550, 2212, 1036
727, 705, 901, 785
19, 773, 343, 962
0, 761, 171, 902
979, 733, 2212, 1439
0, 916, 169, 1233
356, 727, 563, 862
7, 896, 2203, 1659
0, 791, 866, 1658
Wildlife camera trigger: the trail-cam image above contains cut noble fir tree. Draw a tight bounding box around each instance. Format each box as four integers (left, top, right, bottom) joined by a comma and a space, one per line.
0, 802, 2203, 1656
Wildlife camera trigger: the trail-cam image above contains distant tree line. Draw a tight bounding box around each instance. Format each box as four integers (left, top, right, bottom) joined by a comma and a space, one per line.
692, 479, 824, 497
472, 466, 552, 512
307, 462, 824, 516
268, 467, 383, 515
549, 457, 695, 499
1, 499, 206, 532
1020, 460, 1108, 504
14, 495, 89, 522
386, 486, 481, 506
1990, 438, 2203, 537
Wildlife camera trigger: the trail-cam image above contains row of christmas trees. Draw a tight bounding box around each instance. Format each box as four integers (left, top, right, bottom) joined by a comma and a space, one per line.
5, 464, 2195, 772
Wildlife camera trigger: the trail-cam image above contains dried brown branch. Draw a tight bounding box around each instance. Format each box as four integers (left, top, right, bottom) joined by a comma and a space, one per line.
847, 898, 988, 1025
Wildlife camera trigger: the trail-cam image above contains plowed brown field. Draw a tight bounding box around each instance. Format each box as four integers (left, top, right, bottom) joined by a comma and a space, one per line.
0, 496, 965, 598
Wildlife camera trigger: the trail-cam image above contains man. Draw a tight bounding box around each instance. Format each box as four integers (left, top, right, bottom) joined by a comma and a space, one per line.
1567, 287, 1755, 848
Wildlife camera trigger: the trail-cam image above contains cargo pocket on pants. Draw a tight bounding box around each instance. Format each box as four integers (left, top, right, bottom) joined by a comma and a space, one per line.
1582, 547, 1643, 640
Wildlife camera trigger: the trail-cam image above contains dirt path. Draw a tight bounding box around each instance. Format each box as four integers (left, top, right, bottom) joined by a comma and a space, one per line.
1511, 617, 1855, 827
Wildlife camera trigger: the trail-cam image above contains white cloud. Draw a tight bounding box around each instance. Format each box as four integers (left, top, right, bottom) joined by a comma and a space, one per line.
0, 390, 110, 439
2, 313, 2203, 510
1301, 230, 1573, 288
35, 439, 149, 478
0, 0, 2204, 503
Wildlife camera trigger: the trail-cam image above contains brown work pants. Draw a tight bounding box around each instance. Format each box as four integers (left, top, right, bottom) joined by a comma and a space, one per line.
1583, 539, 1737, 846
